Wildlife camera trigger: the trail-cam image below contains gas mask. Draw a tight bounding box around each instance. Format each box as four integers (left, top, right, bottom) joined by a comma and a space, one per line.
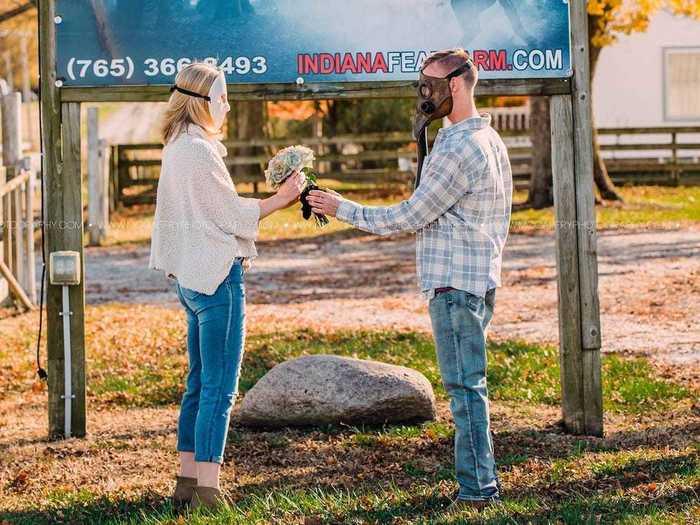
412, 60, 472, 189
169, 69, 230, 130
207, 70, 230, 129
412, 60, 473, 140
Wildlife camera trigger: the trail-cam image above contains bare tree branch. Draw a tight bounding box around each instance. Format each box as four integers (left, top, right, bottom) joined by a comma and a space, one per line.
0, 1, 36, 25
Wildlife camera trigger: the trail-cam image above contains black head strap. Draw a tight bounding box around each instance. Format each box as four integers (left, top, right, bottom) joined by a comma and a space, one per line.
170, 84, 211, 102
445, 61, 473, 79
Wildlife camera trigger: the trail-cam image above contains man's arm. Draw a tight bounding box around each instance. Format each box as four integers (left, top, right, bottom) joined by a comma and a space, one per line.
309, 148, 486, 236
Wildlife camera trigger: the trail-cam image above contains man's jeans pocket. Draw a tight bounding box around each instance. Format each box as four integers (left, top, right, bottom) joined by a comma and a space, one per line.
438, 288, 483, 312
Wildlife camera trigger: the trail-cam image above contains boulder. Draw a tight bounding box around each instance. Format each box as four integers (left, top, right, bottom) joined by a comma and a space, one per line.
238, 355, 436, 428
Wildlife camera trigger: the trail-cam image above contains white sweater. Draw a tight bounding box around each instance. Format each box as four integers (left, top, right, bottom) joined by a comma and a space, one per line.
148, 122, 261, 295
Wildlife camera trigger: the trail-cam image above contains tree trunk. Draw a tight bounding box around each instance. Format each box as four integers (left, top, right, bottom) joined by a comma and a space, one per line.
524, 13, 624, 208
228, 101, 266, 185
528, 97, 553, 208
588, 13, 624, 202
324, 100, 343, 173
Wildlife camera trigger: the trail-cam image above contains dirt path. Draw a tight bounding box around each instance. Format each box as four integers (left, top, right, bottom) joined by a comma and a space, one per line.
73, 227, 700, 367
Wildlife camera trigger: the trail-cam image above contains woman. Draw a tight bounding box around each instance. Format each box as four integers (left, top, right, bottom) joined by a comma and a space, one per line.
148, 62, 304, 510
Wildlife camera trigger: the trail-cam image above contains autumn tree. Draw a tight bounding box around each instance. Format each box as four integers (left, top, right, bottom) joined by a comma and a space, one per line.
527, 0, 700, 207
0, 1, 37, 96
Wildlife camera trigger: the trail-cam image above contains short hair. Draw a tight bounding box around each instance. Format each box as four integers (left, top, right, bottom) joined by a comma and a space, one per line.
421, 48, 476, 88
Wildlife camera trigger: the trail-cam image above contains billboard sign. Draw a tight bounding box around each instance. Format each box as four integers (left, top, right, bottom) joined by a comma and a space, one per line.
55, 0, 572, 87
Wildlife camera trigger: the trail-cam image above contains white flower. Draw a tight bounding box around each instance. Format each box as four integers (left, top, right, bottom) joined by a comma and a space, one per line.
264, 145, 315, 190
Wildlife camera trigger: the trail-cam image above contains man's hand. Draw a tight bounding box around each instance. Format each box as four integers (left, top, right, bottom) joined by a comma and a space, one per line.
307, 189, 344, 218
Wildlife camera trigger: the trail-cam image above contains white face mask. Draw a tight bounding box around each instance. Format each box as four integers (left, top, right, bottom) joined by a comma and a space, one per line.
208, 71, 230, 129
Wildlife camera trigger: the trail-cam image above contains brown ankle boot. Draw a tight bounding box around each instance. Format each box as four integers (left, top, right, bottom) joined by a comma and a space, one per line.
190, 486, 228, 511
172, 475, 197, 507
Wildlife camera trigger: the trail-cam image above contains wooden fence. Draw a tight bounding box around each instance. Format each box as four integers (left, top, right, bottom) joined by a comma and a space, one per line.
108, 125, 700, 206
598, 126, 700, 186
0, 165, 36, 309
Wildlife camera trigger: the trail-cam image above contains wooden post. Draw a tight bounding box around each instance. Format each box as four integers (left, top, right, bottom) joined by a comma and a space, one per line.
1, 93, 23, 292
550, 0, 603, 437
20, 35, 32, 102
25, 170, 36, 304
88, 108, 108, 245
0, 165, 6, 305
312, 103, 326, 175
3, 172, 13, 275
551, 94, 585, 433
40, 0, 87, 439
12, 172, 23, 291
108, 145, 118, 213
671, 132, 679, 186
0, 259, 34, 310
117, 145, 128, 207
1, 92, 23, 168
3, 51, 13, 92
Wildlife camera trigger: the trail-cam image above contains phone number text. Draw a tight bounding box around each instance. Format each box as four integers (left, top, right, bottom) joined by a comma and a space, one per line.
65, 56, 268, 80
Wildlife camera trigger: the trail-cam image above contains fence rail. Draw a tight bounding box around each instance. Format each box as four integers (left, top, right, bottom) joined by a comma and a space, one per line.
109, 125, 700, 206
0, 166, 36, 309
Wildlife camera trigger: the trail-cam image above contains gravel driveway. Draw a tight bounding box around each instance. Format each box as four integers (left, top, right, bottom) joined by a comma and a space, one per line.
70, 226, 700, 367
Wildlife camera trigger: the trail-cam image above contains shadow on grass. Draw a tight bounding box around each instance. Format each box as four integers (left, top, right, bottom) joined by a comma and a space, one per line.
478, 485, 700, 525
331, 486, 700, 525
212, 416, 700, 514
0, 491, 176, 525
496, 419, 700, 465
2, 421, 697, 525
3, 483, 697, 525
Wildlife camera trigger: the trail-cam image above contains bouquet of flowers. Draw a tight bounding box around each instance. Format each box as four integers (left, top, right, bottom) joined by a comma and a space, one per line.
264, 145, 329, 227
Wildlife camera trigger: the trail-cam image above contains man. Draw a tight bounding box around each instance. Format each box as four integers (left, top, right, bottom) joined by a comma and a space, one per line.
307, 48, 513, 515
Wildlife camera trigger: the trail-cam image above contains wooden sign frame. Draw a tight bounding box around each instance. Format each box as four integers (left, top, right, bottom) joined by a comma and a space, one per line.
39, 0, 602, 439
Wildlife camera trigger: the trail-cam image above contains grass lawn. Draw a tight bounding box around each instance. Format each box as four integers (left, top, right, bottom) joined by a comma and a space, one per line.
101, 184, 700, 247
1, 305, 698, 524
511, 186, 700, 232
2, 182, 698, 524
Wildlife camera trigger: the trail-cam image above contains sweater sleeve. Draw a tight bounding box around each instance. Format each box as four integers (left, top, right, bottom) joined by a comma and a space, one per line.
187, 142, 261, 241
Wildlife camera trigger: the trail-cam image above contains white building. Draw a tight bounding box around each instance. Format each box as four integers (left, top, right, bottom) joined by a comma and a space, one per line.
593, 10, 700, 128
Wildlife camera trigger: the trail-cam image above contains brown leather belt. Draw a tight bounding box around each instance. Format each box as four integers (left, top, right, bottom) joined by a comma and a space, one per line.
435, 287, 456, 295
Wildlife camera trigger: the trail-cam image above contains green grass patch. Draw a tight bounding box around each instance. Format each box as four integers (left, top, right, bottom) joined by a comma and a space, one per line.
4, 471, 698, 525
238, 330, 696, 415
102, 185, 700, 246
82, 328, 696, 415
603, 355, 691, 411
90, 357, 184, 407
512, 186, 700, 231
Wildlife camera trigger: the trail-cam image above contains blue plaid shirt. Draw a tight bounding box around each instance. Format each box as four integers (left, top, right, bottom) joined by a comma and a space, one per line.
336, 113, 513, 300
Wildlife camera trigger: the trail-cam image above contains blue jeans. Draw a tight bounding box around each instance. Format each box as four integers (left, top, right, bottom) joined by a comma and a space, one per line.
174, 259, 246, 464
428, 288, 500, 501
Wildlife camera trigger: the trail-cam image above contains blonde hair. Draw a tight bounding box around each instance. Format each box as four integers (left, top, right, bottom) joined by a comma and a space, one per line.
160, 62, 224, 145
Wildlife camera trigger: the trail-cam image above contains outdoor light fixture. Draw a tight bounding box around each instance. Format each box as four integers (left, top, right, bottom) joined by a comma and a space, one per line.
49, 251, 81, 438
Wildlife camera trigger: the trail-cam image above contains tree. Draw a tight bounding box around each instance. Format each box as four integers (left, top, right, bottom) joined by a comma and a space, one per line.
528, 0, 700, 206
528, 97, 553, 209
227, 101, 267, 181
0, 1, 37, 95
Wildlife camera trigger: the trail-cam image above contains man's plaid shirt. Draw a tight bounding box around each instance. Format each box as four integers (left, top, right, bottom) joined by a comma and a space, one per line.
336, 113, 513, 300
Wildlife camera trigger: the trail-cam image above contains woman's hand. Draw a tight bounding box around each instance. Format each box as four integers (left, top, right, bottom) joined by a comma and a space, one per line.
276, 171, 306, 208
258, 171, 306, 220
